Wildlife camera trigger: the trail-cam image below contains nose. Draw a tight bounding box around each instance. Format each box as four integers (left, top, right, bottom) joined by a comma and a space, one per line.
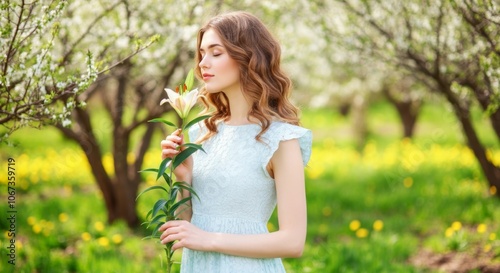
199, 55, 209, 69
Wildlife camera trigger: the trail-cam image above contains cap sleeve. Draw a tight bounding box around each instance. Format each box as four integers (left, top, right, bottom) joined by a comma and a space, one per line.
262, 122, 312, 176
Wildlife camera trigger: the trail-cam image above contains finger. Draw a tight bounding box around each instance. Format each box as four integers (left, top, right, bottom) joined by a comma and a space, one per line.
159, 226, 182, 240
161, 139, 180, 149
161, 149, 180, 159
164, 136, 182, 145
158, 220, 182, 231
161, 233, 182, 244
171, 129, 185, 145
158, 221, 171, 232
171, 241, 184, 251
165, 134, 182, 142
173, 128, 183, 136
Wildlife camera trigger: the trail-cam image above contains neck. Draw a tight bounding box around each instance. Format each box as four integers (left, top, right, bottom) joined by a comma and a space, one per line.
223, 88, 254, 125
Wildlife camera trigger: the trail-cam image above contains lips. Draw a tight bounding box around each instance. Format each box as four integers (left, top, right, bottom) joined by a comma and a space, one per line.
202, 73, 213, 81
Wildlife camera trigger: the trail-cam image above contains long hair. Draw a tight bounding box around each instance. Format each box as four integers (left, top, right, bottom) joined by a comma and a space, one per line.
195, 11, 300, 142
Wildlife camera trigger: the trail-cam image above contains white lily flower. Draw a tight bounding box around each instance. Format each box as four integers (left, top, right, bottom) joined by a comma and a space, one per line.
160, 88, 199, 119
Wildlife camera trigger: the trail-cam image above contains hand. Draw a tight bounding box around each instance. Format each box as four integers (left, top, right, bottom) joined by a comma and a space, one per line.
159, 220, 213, 251
160, 129, 193, 183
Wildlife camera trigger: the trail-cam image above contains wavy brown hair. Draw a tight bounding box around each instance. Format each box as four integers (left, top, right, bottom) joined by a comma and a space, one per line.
195, 11, 300, 142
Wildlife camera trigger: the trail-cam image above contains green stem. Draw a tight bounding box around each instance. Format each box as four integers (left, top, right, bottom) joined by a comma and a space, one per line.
165, 121, 187, 271
165, 247, 172, 273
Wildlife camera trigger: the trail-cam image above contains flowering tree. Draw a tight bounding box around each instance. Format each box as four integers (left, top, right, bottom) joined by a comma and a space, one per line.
275, 2, 425, 142
0, 0, 154, 140
318, 0, 500, 194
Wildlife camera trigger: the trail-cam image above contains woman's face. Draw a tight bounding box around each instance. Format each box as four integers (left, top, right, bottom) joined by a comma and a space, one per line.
198, 28, 240, 94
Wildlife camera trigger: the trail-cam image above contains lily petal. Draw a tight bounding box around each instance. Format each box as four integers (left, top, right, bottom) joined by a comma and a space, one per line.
160, 98, 170, 105
164, 88, 179, 100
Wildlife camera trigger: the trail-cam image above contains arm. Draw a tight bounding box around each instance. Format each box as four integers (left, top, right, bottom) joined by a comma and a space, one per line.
159, 138, 307, 258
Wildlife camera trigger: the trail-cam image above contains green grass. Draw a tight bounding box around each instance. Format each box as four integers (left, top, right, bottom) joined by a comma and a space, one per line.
1, 100, 499, 272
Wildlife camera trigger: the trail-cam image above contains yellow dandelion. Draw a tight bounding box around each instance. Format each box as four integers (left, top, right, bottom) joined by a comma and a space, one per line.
445, 227, 454, 238
111, 234, 123, 244
489, 233, 496, 241
17, 240, 23, 250
27, 216, 36, 226
349, 220, 361, 231
356, 228, 369, 238
322, 206, 332, 217
58, 213, 68, 223
94, 221, 105, 232
32, 224, 42, 234
81, 232, 92, 241
484, 244, 492, 252
403, 177, 413, 188
373, 220, 384, 231
451, 221, 462, 231
97, 237, 109, 247
490, 186, 497, 195
477, 224, 487, 234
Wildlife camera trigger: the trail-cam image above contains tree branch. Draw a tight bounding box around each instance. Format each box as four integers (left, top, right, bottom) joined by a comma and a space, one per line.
59, 0, 124, 66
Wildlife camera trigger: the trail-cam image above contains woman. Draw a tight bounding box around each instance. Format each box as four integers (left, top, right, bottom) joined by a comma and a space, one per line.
159, 11, 312, 273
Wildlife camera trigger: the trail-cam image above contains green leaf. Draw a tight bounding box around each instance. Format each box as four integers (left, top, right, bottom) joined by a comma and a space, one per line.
161, 172, 171, 186
139, 168, 159, 173
169, 196, 192, 214
142, 235, 159, 240
180, 143, 205, 153
184, 69, 195, 91
173, 181, 200, 200
148, 118, 177, 128
148, 214, 167, 228
183, 115, 211, 131
152, 199, 168, 218
136, 185, 168, 201
150, 222, 164, 238
157, 157, 172, 180
174, 205, 191, 218
170, 187, 179, 201
172, 147, 198, 170
145, 209, 153, 220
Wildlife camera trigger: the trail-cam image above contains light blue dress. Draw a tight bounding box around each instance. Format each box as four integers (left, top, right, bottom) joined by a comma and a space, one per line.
181, 121, 312, 273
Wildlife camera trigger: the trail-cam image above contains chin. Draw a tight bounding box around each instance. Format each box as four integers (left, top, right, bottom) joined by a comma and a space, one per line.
205, 86, 222, 94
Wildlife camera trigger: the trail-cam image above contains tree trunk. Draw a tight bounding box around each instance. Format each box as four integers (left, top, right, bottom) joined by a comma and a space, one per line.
401, 105, 418, 139
465, 80, 500, 142
352, 93, 368, 150
441, 83, 500, 197
56, 106, 142, 227
382, 86, 421, 139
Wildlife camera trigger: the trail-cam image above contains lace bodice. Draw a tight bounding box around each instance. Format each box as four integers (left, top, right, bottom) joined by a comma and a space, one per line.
180, 121, 312, 273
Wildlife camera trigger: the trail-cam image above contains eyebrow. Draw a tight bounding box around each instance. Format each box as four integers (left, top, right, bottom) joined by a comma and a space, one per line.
199, 43, 223, 52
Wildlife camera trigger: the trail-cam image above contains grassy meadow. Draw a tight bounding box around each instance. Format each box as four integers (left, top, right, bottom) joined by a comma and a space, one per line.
1, 99, 499, 273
